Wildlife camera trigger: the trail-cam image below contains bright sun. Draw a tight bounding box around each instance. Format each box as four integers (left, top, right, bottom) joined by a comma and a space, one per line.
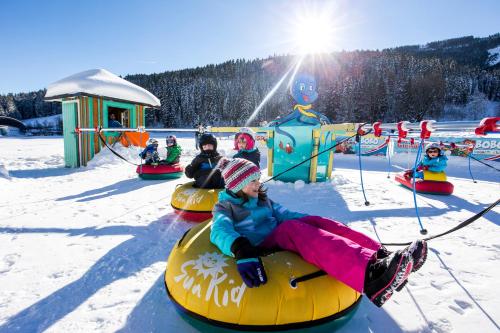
293, 14, 336, 54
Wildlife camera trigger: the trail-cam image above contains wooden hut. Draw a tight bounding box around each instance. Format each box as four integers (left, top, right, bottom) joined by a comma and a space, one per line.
45, 69, 160, 167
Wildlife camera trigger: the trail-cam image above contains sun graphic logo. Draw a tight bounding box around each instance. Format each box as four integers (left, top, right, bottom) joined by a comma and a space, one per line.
191, 252, 229, 279
174, 252, 247, 307
177, 187, 204, 204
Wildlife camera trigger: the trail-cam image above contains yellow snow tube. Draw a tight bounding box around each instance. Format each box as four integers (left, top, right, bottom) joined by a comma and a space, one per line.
165, 220, 361, 330
171, 181, 223, 222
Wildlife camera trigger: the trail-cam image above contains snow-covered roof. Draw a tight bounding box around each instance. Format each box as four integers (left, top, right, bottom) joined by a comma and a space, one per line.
45, 69, 161, 108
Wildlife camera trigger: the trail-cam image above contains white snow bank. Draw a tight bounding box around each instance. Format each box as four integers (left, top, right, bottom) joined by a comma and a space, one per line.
45, 69, 161, 107
23, 114, 62, 128
0, 164, 10, 180
86, 144, 143, 168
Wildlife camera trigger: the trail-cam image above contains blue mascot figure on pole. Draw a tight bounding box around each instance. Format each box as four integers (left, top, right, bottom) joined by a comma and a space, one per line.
270, 73, 330, 154
268, 73, 333, 182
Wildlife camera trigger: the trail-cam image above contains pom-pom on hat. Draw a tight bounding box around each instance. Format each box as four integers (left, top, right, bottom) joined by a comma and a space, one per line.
217, 157, 261, 193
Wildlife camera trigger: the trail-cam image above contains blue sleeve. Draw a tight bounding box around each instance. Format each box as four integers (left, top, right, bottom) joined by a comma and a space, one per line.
271, 201, 307, 223
420, 156, 430, 166
210, 211, 242, 257
428, 155, 447, 172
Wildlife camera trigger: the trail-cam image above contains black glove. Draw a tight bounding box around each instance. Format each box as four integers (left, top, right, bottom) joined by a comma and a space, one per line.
231, 237, 261, 259
231, 237, 267, 288
191, 156, 204, 169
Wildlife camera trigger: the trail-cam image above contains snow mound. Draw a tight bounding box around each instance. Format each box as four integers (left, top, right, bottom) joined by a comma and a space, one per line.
86, 144, 143, 168
45, 69, 161, 107
294, 179, 305, 190
330, 174, 350, 186
0, 164, 10, 180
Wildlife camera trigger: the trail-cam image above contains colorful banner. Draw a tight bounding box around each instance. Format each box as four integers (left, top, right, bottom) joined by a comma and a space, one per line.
333, 134, 388, 156
392, 137, 500, 161
325, 122, 500, 161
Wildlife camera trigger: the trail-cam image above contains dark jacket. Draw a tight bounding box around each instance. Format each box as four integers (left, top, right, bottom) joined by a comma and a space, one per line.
108, 119, 123, 128
233, 148, 261, 168
185, 150, 224, 189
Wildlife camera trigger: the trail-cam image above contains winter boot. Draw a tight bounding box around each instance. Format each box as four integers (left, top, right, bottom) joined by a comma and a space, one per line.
406, 239, 427, 272
364, 250, 413, 307
377, 241, 427, 271
395, 239, 428, 291
376, 246, 391, 259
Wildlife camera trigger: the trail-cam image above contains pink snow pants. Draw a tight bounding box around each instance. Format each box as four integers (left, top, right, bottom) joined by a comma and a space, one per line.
260, 216, 381, 292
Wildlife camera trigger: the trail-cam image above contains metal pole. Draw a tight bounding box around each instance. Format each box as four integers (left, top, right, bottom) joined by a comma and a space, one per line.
411, 140, 428, 235
357, 136, 370, 206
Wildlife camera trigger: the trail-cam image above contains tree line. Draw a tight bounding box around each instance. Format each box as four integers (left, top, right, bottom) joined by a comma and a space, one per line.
2, 34, 499, 127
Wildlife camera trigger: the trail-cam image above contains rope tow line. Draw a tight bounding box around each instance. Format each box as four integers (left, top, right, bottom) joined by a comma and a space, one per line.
291, 197, 500, 285
467, 153, 500, 172
97, 130, 140, 166
382, 197, 500, 246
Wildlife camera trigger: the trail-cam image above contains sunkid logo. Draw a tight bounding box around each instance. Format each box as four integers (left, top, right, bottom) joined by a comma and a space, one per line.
174, 252, 246, 308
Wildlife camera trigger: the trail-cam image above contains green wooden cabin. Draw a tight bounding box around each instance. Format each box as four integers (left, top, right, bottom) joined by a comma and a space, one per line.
45, 69, 160, 167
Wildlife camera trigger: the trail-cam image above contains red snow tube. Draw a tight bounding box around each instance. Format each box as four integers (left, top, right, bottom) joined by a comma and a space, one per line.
136, 163, 184, 180
395, 174, 454, 195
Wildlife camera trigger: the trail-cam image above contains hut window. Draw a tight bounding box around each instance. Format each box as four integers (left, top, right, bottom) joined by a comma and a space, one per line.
108, 107, 129, 128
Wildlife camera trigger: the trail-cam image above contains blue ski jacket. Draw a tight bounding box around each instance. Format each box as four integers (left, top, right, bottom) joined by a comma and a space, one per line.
419, 154, 448, 172
139, 144, 160, 163
210, 190, 307, 256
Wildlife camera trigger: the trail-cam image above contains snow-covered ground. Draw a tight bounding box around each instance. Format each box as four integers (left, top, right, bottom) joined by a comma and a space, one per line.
0, 134, 498, 333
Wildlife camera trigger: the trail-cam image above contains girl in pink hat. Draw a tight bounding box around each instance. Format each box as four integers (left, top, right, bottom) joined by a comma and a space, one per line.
211, 157, 428, 307
233, 127, 261, 168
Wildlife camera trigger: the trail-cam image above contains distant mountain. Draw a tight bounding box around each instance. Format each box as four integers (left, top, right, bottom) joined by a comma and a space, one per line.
1, 34, 499, 127
387, 33, 500, 69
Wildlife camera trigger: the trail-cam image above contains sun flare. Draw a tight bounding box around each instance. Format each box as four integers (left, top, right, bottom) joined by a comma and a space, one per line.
293, 15, 335, 54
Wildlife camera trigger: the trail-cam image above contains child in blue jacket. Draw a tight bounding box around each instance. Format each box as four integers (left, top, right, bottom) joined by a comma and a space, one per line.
406, 143, 448, 179
139, 138, 160, 165
210, 157, 428, 307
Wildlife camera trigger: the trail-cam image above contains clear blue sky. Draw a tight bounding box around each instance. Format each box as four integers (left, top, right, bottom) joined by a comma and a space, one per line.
0, 0, 498, 94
